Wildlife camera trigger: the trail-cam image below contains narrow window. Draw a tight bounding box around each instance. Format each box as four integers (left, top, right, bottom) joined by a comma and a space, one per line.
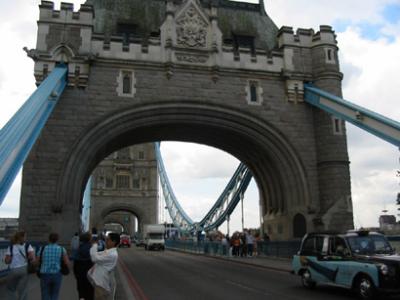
326, 48, 335, 64
138, 151, 145, 160
117, 70, 135, 98
43, 64, 49, 79
123, 74, 131, 94
132, 178, 140, 189
327, 49, 332, 61
332, 117, 343, 135
250, 83, 257, 102
246, 80, 263, 105
106, 177, 113, 188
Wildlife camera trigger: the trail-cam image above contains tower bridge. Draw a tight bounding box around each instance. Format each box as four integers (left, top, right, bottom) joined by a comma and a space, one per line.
0, 0, 399, 244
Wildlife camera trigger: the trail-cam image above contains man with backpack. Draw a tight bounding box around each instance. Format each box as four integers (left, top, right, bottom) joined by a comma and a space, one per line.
4, 231, 36, 300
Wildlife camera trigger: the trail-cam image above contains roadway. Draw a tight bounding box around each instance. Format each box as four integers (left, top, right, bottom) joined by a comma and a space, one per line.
118, 247, 368, 300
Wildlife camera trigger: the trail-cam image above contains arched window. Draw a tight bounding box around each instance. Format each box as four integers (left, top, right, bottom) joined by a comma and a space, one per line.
293, 213, 307, 238
246, 80, 263, 105
123, 74, 131, 94
117, 70, 136, 97
250, 83, 257, 102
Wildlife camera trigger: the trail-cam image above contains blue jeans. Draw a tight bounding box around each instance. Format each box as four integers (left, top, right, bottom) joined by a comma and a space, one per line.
40, 273, 62, 300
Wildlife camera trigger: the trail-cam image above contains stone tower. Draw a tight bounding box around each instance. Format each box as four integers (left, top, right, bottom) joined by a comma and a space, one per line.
19, 0, 353, 243
89, 144, 158, 234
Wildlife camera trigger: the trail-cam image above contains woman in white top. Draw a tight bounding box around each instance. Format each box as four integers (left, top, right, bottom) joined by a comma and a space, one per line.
4, 231, 36, 300
87, 233, 120, 300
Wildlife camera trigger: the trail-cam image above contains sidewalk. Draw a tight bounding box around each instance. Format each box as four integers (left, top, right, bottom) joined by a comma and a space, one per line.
0, 263, 133, 300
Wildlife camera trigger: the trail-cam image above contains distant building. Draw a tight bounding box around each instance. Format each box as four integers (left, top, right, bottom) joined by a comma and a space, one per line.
0, 218, 19, 240
379, 215, 397, 231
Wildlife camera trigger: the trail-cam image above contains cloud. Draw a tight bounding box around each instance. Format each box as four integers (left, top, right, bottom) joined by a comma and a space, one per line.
161, 142, 240, 179
267, 0, 398, 29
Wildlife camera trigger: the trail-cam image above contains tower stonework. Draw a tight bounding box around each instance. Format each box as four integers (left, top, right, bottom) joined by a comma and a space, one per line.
89, 144, 158, 234
20, 0, 353, 243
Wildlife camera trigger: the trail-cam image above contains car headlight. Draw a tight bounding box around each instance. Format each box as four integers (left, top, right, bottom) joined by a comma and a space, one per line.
380, 264, 389, 275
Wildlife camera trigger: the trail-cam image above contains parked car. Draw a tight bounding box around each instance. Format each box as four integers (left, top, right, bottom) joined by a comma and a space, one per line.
119, 234, 131, 248
292, 230, 400, 299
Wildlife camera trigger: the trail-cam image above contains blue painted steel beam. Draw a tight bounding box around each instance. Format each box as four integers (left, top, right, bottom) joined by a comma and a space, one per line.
304, 84, 400, 147
155, 142, 254, 233
154, 142, 194, 230
201, 168, 253, 231
0, 65, 68, 206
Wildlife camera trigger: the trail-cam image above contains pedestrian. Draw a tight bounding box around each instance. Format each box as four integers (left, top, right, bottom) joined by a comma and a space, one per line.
240, 233, 247, 257
4, 231, 36, 300
88, 233, 120, 300
73, 232, 94, 300
231, 233, 240, 257
246, 231, 255, 257
39, 232, 70, 300
221, 235, 229, 256
70, 232, 80, 260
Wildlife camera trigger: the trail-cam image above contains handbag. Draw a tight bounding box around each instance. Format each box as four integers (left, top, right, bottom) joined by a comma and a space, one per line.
60, 246, 70, 276
36, 246, 45, 278
60, 256, 70, 276
27, 260, 38, 274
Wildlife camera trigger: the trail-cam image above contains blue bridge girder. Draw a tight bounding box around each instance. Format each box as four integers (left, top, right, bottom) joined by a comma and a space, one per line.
155, 142, 253, 233
304, 84, 400, 147
0, 64, 68, 205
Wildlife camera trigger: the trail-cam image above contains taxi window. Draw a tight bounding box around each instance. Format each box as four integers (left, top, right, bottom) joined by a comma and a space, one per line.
301, 236, 326, 255
329, 237, 350, 256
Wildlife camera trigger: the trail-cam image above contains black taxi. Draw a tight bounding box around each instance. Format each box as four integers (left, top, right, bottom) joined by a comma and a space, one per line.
292, 230, 400, 299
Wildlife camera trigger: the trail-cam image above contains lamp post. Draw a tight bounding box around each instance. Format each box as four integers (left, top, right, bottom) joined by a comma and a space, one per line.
241, 192, 244, 232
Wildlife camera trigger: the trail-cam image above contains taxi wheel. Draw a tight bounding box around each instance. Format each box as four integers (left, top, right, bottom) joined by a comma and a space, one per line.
355, 276, 375, 300
301, 270, 316, 289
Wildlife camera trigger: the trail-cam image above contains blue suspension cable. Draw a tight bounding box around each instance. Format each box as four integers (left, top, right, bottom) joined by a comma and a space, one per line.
0, 65, 68, 205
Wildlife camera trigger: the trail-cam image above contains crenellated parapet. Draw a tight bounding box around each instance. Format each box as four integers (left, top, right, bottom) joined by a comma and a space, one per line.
277, 25, 341, 102
29, 0, 340, 93
31, 1, 94, 87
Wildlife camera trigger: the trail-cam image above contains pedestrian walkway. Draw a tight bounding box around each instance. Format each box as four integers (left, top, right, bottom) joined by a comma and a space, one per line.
0, 263, 134, 299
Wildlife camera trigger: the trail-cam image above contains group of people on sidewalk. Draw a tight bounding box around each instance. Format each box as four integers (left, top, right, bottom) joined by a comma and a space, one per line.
3, 229, 120, 300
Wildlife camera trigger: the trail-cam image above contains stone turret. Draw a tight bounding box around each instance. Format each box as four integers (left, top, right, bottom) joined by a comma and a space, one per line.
33, 1, 94, 87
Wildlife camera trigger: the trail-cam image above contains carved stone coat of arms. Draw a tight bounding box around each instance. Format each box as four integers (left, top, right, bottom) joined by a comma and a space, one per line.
176, 5, 208, 48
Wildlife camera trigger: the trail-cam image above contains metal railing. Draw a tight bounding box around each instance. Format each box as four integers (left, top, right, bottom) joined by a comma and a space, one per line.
165, 239, 301, 258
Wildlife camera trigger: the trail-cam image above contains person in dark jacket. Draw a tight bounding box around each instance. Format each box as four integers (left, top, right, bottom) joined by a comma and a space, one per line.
73, 232, 94, 300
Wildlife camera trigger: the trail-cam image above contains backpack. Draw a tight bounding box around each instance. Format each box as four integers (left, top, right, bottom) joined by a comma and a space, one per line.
8, 243, 31, 263
8, 243, 37, 273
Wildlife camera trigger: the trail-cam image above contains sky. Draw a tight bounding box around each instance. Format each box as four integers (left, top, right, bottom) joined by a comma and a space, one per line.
0, 0, 399, 234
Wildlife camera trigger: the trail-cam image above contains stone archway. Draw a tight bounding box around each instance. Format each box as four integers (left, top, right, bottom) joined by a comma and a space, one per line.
95, 203, 145, 234
293, 213, 307, 238
54, 102, 311, 241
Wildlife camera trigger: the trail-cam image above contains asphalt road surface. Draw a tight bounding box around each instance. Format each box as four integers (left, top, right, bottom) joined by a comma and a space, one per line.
118, 247, 400, 300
